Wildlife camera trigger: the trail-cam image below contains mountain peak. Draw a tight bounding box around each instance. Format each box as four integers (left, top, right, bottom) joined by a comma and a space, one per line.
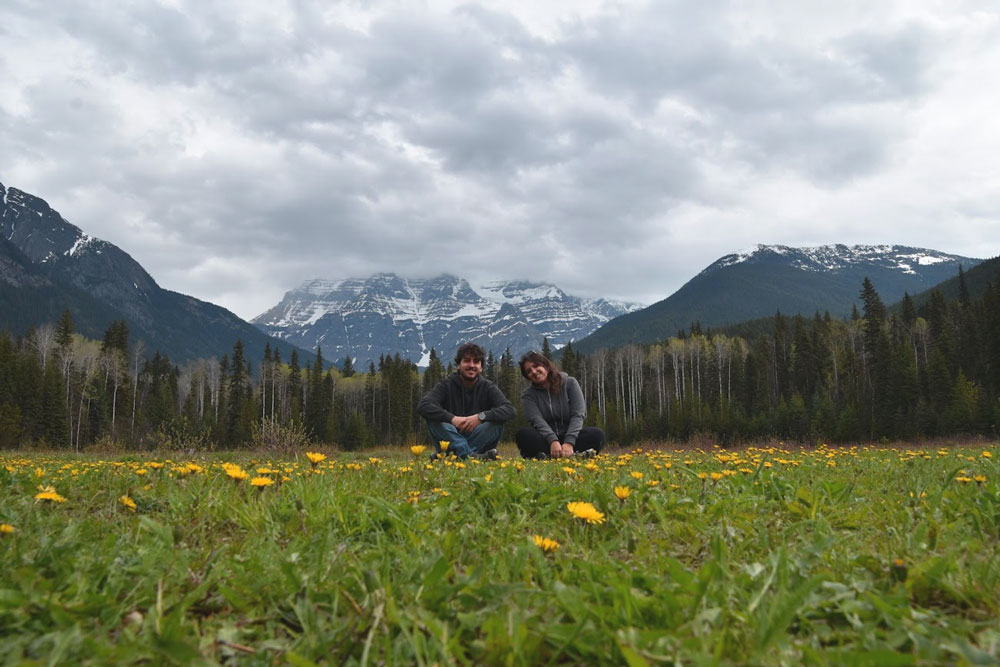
253, 273, 642, 366
707, 243, 969, 276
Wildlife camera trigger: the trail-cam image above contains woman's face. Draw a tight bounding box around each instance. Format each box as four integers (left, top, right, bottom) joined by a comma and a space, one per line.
523, 361, 549, 385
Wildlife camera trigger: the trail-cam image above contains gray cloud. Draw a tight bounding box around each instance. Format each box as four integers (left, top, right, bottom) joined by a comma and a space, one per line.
2, 0, 999, 319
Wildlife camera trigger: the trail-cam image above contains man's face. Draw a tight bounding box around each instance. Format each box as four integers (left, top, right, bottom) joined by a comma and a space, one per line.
458, 355, 483, 382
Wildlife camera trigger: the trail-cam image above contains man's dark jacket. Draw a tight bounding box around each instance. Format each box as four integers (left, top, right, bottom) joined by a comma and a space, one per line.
416, 373, 515, 423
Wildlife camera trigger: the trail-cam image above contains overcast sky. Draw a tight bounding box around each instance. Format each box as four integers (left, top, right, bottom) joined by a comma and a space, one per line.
3, 1, 999, 319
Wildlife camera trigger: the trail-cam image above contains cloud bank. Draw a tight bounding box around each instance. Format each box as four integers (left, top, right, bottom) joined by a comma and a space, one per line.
2, 0, 998, 318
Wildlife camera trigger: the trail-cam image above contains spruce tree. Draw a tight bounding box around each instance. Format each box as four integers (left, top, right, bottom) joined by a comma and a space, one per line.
55, 310, 74, 349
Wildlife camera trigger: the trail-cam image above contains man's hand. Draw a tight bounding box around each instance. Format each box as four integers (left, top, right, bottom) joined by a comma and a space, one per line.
561, 443, 574, 458
451, 414, 481, 434
550, 440, 563, 459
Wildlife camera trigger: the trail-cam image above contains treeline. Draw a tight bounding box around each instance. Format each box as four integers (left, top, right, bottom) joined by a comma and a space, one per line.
0, 313, 531, 450
561, 272, 1000, 444
2, 271, 997, 450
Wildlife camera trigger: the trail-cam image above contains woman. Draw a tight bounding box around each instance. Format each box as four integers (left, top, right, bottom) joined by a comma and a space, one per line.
517, 351, 605, 459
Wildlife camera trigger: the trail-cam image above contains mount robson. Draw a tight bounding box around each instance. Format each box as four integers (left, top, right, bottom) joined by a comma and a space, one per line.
252, 275, 642, 368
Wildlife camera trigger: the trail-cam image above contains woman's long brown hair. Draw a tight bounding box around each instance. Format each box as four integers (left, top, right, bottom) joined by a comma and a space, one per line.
519, 351, 563, 395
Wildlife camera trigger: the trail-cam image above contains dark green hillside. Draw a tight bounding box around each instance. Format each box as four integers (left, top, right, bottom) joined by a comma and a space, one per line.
902, 256, 1000, 308
573, 246, 979, 355
0, 239, 122, 337
1, 182, 315, 366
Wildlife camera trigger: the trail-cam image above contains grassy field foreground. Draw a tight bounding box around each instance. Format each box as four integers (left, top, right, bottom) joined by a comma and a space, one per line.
1, 443, 998, 665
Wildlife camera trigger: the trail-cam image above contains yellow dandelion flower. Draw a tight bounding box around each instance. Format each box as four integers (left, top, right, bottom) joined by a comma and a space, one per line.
973, 475, 986, 484
614, 486, 631, 501
697, 472, 708, 480
533, 535, 561, 553
983, 451, 993, 459
647, 480, 660, 487
35, 489, 67, 503
439, 440, 450, 452
453, 462, 466, 469
148, 462, 164, 469
0, 523, 14, 535
369, 457, 382, 465
251, 476, 274, 487
585, 462, 599, 472
225, 467, 249, 481
485, 473, 493, 482
630, 471, 643, 480
135, 469, 147, 476
710, 472, 724, 481
186, 463, 203, 474
410, 445, 427, 456
35, 467, 45, 478
120, 495, 137, 512
956, 476, 972, 484
305, 452, 327, 466
567, 501, 605, 524
563, 466, 577, 475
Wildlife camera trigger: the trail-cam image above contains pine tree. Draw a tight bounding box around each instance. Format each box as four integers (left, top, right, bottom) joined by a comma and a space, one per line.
561, 341, 578, 378
341, 355, 355, 378
541, 337, 552, 359
484, 350, 497, 382
423, 348, 445, 393
287, 350, 302, 425
226, 340, 251, 445
55, 310, 74, 349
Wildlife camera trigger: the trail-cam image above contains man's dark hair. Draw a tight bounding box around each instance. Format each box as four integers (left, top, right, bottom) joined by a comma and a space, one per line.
455, 342, 486, 365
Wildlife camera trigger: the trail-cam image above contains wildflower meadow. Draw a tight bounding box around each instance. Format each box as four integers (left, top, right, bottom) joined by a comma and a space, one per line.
2, 442, 998, 664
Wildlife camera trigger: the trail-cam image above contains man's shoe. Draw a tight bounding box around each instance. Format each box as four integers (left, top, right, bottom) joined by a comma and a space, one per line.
472, 448, 499, 461
572, 448, 597, 459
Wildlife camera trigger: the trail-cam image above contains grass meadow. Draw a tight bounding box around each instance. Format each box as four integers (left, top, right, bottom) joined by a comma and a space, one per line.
1, 442, 998, 665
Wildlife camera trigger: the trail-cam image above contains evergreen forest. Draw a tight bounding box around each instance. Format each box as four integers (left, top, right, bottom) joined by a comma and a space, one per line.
1, 272, 998, 450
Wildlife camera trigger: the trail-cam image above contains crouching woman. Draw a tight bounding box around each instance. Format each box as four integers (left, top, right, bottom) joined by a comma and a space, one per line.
516, 351, 605, 459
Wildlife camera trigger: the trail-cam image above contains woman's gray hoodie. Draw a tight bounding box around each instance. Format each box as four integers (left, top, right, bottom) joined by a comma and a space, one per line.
520, 372, 587, 445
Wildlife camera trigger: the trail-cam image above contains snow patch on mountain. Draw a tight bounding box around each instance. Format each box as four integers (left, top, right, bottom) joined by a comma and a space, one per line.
708, 244, 972, 276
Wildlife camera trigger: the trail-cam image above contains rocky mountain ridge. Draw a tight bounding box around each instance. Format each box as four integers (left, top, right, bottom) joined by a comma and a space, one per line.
252, 274, 641, 367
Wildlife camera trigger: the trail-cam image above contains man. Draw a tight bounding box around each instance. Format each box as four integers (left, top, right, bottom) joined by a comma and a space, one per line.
416, 342, 515, 459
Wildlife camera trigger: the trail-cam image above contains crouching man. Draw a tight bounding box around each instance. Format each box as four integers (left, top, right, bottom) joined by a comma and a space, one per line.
416, 342, 514, 460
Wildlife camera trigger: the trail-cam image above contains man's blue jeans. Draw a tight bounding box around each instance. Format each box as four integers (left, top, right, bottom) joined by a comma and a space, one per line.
426, 420, 503, 458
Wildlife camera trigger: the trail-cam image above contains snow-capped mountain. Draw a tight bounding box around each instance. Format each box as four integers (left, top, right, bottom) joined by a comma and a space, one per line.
252, 274, 642, 367
707, 244, 966, 276
573, 243, 982, 355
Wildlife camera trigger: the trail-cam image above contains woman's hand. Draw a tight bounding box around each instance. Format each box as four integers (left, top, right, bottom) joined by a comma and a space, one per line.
561, 443, 574, 458
550, 441, 563, 459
